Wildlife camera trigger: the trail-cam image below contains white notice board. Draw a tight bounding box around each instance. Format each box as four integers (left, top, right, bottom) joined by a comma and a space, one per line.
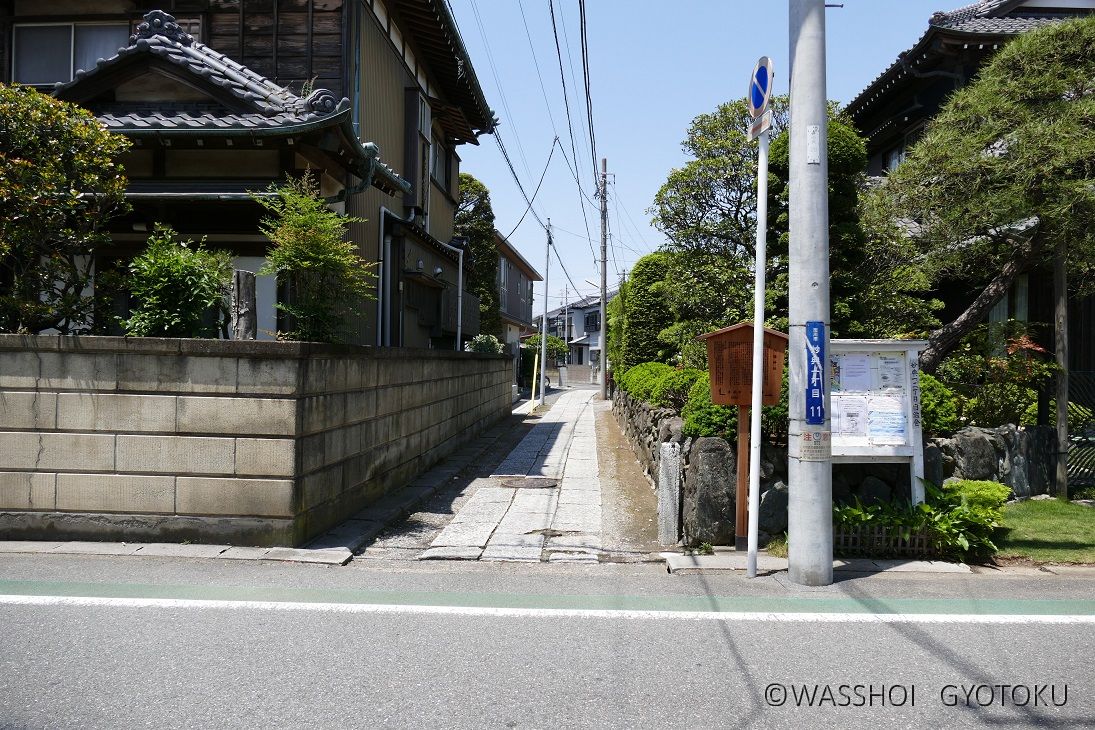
830, 340, 927, 503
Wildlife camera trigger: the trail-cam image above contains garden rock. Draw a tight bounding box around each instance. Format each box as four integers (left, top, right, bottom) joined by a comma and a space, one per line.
955, 429, 997, 480
859, 476, 892, 506
682, 437, 735, 546
758, 481, 788, 534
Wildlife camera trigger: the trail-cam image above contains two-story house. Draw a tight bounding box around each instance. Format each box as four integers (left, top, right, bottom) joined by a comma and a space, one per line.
494, 230, 541, 389
546, 290, 615, 380
845, 0, 1095, 372
0, 0, 495, 348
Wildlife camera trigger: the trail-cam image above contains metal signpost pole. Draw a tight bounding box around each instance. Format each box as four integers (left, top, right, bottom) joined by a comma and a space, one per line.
788, 0, 833, 586
540, 220, 552, 408
744, 56, 774, 577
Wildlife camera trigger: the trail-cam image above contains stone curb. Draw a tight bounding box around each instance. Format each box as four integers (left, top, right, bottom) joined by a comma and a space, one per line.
0, 540, 352, 565
664, 552, 973, 575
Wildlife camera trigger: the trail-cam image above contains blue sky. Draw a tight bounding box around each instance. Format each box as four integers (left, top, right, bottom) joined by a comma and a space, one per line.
446, 0, 949, 310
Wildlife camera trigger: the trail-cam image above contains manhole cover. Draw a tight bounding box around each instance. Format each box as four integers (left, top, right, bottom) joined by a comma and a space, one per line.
500, 477, 559, 489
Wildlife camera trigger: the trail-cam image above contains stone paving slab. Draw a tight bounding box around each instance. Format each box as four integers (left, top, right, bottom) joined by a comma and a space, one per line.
133, 543, 229, 559
548, 552, 599, 563
430, 521, 497, 548
264, 547, 352, 565
50, 542, 144, 556
218, 546, 272, 560
305, 519, 385, 552
486, 532, 547, 548
664, 553, 973, 574
481, 543, 543, 562
0, 541, 64, 553
419, 546, 484, 560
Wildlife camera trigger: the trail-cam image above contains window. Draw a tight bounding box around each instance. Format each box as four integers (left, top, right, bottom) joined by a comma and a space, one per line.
584, 311, 600, 332
14, 23, 130, 85
498, 255, 508, 303
431, 133, 452, 192
885, 145, 906, 173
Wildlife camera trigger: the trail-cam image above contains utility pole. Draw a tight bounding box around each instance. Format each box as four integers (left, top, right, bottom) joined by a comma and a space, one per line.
788, 0, 833, 587
599, 158, 609, 400
540, 220, 552, 407
563, 285, 569, 351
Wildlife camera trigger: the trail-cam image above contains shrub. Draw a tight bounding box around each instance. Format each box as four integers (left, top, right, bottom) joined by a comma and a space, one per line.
620, 253, 672, 369
524, 333, 569, 362
121, 225, 231, 338
833, 480, 1010, 562
465, 333, 505, 354
918, 372, 958, 435
616, 362, 674, 402
681, 372, 737, 440
255, 172, 371, 343
0, 83, 130, 333
650, 367, 703, 410
1020, 400, 1095, 431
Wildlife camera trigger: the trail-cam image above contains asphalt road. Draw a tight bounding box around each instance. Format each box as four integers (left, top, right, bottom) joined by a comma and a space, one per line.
1, 554, 1093, 729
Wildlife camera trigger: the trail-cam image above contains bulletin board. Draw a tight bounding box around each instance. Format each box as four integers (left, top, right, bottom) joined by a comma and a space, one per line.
830, 340, 928, 503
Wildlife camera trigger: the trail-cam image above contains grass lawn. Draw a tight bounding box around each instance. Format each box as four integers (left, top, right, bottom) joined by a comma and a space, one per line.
998, 500, 1095, 564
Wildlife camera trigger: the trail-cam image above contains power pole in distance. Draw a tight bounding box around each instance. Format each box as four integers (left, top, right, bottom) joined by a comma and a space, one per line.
540, 220, 552, 407
599, 158, 609, 400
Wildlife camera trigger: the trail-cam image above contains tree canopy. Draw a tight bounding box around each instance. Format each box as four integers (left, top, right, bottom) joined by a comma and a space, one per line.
876, 16, 1095, 370
0, 84, 130, 333
455, 172, 502, 339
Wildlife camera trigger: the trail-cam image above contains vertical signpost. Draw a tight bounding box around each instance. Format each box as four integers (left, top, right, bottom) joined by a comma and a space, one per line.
745, 56, 774, 579
788, 0, 833, 587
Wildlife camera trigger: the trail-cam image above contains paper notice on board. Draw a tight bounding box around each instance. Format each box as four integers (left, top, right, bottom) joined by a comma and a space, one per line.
833, 395, 868, 438
878, 355, 906, 391
868, 395, 907, 444
836, 354, 871, 392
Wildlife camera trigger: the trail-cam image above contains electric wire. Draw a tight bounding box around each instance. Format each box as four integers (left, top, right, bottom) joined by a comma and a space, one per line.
505, 137, 558, 239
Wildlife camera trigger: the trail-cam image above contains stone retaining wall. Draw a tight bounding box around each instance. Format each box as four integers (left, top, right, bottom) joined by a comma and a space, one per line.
612, 388, 1056, 546
0, 335, 511, 546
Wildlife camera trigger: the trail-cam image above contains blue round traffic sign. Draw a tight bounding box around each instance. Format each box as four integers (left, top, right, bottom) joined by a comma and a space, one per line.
748, 56, 774, 119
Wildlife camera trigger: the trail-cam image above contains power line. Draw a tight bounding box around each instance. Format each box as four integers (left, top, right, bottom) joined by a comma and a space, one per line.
505, 138, 558, 239
578, 0, 599, 184
494, 130, 546, 229
516, 0, 559, 134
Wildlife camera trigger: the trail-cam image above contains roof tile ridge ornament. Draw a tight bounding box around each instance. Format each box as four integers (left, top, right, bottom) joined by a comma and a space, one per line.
130, 10, 194, 47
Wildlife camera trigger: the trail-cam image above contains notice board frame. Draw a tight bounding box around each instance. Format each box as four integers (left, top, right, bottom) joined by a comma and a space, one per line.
830, 339, 928, 504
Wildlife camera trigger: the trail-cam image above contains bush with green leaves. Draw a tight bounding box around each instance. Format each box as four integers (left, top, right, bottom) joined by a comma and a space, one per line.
681, 372, 738, 440
615, 362, 674, 403
464, 333, 504, 354
0, 83, 130, 334
650, 368, 703, 411
1021, 400, 1095, 432
935, 322, 1056, 427
254, 173, 371, 343
524, 333, 569, 362
620, 253, 672, 369
918, 372, 958, 436
121, 225, 231, 338
833, 479, 1009, 561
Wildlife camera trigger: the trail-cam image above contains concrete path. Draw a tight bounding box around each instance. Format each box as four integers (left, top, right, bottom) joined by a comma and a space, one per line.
422, 389, 604, 563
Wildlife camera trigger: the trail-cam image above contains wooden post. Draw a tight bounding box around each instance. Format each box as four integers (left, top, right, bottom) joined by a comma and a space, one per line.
1054, 241, 1069, 499
231, 270, 257, 340
736, 405, 749, 551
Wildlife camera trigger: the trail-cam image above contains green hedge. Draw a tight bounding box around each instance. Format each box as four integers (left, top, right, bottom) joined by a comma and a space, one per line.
918, 372, 958, 435
650, 367, 703, 411
681, 372, 737, 440
616, 362, 674, 402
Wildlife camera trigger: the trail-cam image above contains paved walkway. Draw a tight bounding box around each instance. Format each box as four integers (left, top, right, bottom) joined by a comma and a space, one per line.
421, 389, 603, 562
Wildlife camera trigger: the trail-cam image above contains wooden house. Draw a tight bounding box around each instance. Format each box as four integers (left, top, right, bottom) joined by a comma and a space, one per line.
0, 1, 496, 348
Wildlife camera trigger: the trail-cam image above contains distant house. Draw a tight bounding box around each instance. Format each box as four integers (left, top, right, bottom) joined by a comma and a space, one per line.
1, 1, 496, 349
845, 0, 1095, 371
495, 230, 542, 351
546, 290, 616, 375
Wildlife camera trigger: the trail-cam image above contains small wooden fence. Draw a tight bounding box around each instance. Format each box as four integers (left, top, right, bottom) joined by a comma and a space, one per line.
834, 526, 935, 558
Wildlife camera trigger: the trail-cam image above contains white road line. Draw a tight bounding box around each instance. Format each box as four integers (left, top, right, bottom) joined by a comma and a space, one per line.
1, 594, 1093, 624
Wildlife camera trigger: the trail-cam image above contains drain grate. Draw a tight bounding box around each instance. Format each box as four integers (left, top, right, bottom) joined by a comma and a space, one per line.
500, 477, 559, 489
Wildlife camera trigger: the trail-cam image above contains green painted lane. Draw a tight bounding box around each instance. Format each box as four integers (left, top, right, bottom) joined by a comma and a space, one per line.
0, 579, 1092, 616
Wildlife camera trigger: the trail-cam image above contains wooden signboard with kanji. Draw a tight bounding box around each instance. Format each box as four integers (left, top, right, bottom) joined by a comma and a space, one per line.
698, 323, 788, 406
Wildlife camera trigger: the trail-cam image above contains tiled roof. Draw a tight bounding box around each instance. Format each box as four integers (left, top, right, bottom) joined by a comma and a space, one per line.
54, 10, 343, 125
846, 0, 1094, 119
53, 10, 409, 195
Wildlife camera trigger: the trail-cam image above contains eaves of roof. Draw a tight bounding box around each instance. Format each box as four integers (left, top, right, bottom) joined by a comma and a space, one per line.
495, 231, 543, 281
389, 0, 496, 143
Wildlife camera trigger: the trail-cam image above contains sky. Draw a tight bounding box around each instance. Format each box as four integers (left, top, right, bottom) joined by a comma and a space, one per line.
445, 0, 952, 312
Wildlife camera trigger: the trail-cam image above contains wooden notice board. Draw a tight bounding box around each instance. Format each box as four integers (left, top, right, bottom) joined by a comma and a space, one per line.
698, 323, 788, 407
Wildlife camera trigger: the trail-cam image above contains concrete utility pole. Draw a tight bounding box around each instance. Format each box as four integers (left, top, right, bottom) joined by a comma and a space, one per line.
599, 158, 609, 400
540, 220, 552, 407
1054, 240, 1069, 499
788, 0, 833, 587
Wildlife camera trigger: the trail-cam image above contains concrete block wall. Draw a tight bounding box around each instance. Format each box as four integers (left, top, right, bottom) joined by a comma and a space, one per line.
0, 336, 510, 546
